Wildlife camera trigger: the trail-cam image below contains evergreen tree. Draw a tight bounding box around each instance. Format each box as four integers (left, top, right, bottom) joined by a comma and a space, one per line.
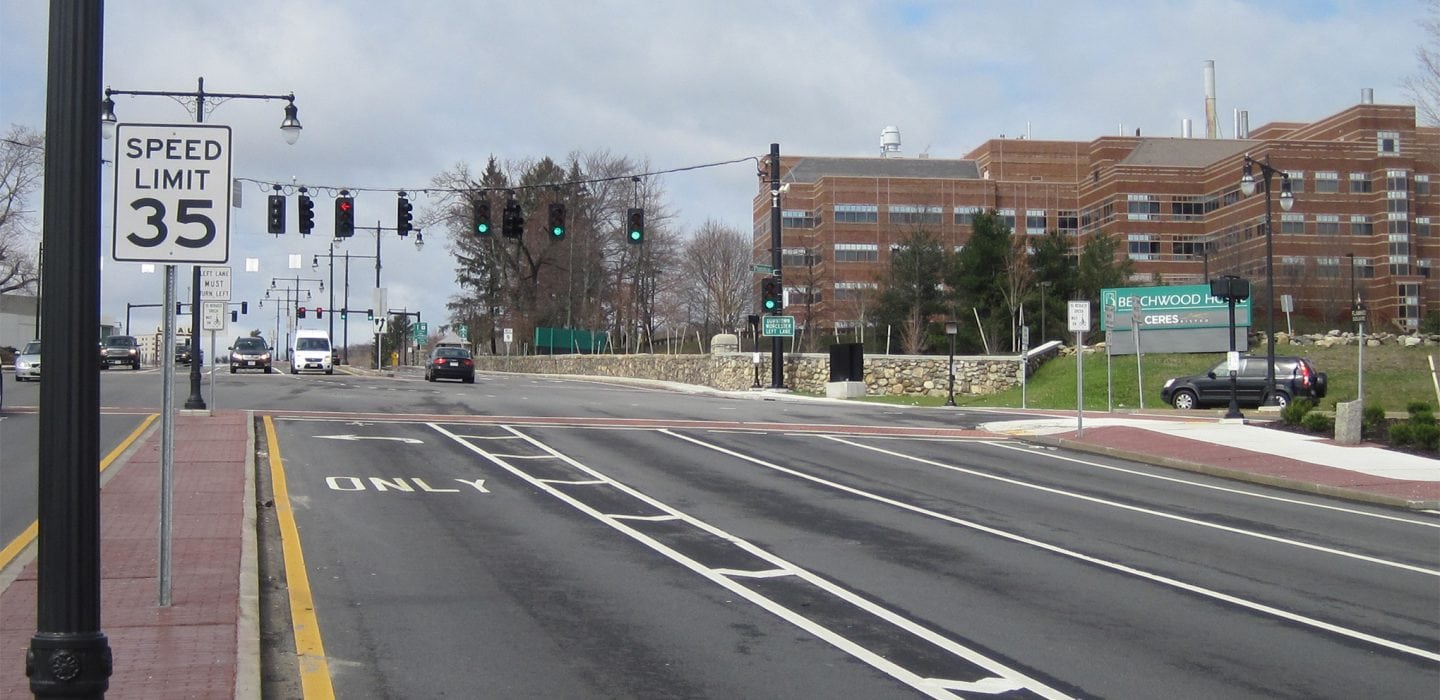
876, 229, 947, 354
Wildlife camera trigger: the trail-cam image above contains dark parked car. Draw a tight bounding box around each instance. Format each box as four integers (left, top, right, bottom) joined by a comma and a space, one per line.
100, 335, 142, 370
228, 336, 273, 374
425, 346, 475, 383
1161, 355, 1327, 410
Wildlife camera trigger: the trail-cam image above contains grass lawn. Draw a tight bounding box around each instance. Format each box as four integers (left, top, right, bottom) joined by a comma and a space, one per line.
858, 342, 1440, 414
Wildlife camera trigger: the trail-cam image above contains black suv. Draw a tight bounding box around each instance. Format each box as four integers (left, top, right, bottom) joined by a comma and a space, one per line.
228, 336, 273, 374
1161, 355, 1327, 410
100, 335, 142, 370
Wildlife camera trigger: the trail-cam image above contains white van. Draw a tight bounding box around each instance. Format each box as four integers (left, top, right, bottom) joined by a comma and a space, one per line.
291, 329, 333, 375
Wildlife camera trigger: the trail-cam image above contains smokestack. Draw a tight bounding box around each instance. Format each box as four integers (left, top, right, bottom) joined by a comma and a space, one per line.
1182, 118, 1192, 138
1204, 60, 1218, 139
1361, 88, 1374, 104
1239, 110, 1250, 139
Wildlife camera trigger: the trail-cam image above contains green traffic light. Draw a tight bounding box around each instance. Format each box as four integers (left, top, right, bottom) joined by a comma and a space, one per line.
629, 230, 641, 241
552, 226, 564, 237
477, 223, 489, 234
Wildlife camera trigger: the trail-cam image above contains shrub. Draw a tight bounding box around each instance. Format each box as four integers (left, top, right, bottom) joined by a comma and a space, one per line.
1300, 411, 1333, 433
1389, 422, 1416, 446
1281, 398, 1315, 426
1413, 423, 1440, 451
1406, 401, 1436, 423
1362, 403, 1387, 428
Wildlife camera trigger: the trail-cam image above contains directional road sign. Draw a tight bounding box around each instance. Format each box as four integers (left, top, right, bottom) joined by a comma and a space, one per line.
199, 265, 231, 301
373, 317, 387, 334
112, 123, 232, 264
761, 315, 796, 337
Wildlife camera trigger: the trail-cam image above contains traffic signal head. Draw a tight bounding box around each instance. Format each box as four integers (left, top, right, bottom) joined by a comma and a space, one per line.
267, 194, 286, 234
341, 309, 348, 320
502, 200, 524, 238
366, 309, 374, 321
316, 307, 324, 319
240, 301, 248, 314
230, 310, 238, 322
335, 193, 355, 238
298, 192, 315, 235
548, 203, 566, 240
761, 276, 782, 313
298, 307, 307, 319
472, 199, 492, 236
396, 192, 414, 234
626, 207, 644, 244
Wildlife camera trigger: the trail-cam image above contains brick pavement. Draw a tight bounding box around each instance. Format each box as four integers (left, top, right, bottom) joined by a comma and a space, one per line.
0, 410, 254, 699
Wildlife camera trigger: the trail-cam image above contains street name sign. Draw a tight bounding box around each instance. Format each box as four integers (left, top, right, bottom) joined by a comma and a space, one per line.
751, 263, 775, 274
112, 123, 232, 264
762, 315, 796, 337
199, 265, 231, 301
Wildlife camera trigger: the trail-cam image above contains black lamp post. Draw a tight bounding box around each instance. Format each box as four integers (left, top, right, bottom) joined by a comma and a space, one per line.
102, 77, 301, 410
1239, 155, 1294, 407
1212, 275, 1250, 420
944, 321, 958, 406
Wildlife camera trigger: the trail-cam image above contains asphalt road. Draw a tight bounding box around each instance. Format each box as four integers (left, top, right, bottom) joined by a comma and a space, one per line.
4, 365, 1437, 697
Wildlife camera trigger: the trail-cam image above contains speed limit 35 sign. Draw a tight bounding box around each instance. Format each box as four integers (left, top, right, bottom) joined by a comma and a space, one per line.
112, 123, 231, 263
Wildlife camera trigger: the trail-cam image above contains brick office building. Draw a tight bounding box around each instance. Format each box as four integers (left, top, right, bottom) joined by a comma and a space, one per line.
752, 102, 1437, 337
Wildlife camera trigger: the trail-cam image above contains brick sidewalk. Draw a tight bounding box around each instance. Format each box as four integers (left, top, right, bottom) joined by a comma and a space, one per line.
0, 410, 254, 699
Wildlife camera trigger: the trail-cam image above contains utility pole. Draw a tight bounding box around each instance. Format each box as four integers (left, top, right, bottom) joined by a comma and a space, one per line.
769, 143, 784, 389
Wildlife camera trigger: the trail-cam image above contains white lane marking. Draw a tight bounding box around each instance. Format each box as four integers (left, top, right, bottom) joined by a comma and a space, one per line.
715, 568, 794, 579
428, 423, 1068, 699
539, 479, 609, 486
827, 436, 1438, 577
984, 439, 1440, 529
610, 514, 681, 522
667, 430, 1440, 663
932, 677, 1025, 693
487, 453, 559, 460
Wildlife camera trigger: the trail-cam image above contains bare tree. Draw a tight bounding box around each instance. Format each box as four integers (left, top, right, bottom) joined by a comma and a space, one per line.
0, 125, 44, 294
680, 219, 750, 344
1406, 0, 1440, 125
999, 232, 1034, 351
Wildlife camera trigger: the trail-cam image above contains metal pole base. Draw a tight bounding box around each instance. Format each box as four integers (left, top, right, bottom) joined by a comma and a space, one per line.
27, 632, 112, 697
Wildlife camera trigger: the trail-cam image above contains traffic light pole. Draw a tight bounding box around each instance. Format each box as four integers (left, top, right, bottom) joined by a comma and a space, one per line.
768, 143, 784, 389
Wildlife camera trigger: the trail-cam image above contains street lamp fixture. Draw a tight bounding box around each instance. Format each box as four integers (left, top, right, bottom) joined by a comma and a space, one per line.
279, 99, 303, 144
415, 231, 425, 251
944, 321, 958, 407
1239, 154, 1294, 407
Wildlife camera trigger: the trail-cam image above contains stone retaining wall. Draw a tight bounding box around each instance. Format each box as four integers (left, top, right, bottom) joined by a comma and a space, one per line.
472, 349, 1057, 398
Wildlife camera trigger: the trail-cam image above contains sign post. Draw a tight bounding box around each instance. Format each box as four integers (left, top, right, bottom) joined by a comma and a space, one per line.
201, 301, 226, 412
1068, 301, 1091, 437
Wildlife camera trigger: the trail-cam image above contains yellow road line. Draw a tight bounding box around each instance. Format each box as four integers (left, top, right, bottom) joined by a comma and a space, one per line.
0, 413, 158, 569
263, 415, 335, 699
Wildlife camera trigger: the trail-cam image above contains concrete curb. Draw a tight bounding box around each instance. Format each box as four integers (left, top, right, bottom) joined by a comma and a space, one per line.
1018, 433, 1440, 511
236, 411, 260, 699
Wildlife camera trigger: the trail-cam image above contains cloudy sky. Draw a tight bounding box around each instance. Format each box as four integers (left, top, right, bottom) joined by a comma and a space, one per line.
0, 0, 1431, 342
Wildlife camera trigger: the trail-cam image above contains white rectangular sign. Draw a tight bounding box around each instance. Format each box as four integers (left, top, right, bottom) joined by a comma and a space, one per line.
1067, 300, 1091, 333
201, 301, 227, 331
199, 265, 231, 301
112, 123, 232, 264
374, 317, 387, 334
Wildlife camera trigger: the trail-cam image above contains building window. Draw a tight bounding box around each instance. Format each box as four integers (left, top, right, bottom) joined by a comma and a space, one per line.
1025, 209, 1047, 235
1417, 217, 1432, 236
1356, 257, 1376, 278
1280, 212, 1305, 234
1386, 169, 1409, 192
786, 286, 820, 305
1171, 195, 1218, 221
1171, 236, 1204, 258
888, 204, 942, 226
1057, 210, 1078, 234
996, 208, 1016, 230
1286, 171, 1304, 194
1398, 283, 1420, 328
1351, 215, 1373, 235
1316, 214, 1340, 236
1389, 213, 1410, 234
1377, 130, 1400, 155
1390, 258, 1411, 276
953, 206, 980, 226
1387, 190, 1408, 214
833, 281, 878, 301
1416, 174, 1431, 196
1127, 233, 1160, 260
833, 243, 878, 263
1350, 172, 1372, 194
1418, 259, 1433, 278
834, 204, 878, 224
1316, 256, 1341, 278
1126, 194, 1160, 221
782, 247, 819, 269
782, 209, 818, 229
1314, 171, 1340, 193
1280, 255, 1306, 278
1388, 234, 1410, 257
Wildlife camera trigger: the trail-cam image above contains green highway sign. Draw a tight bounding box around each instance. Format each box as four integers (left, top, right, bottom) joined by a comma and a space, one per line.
457, 324, 468, 340
412, 321, 428, 341
762, 315, 795, 337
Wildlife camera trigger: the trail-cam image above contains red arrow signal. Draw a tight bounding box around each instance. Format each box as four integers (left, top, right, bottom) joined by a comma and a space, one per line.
339, 201, 352, 212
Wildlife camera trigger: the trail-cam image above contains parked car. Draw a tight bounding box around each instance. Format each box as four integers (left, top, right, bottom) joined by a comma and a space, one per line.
14, 340, 41, 381
1161, 355, 1327, 410
425, 346, 475, 383
100, 335, 142, 370
228, 336, 273, 374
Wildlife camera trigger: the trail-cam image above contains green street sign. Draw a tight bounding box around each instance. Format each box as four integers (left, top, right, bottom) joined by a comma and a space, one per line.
412, 321, 428, 341
457, 324, 468, 340
752, 263, 775, 274
761, 315, 795, 337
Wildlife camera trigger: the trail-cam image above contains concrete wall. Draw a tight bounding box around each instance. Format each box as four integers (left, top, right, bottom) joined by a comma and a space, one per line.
472, 349, 1058, 398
